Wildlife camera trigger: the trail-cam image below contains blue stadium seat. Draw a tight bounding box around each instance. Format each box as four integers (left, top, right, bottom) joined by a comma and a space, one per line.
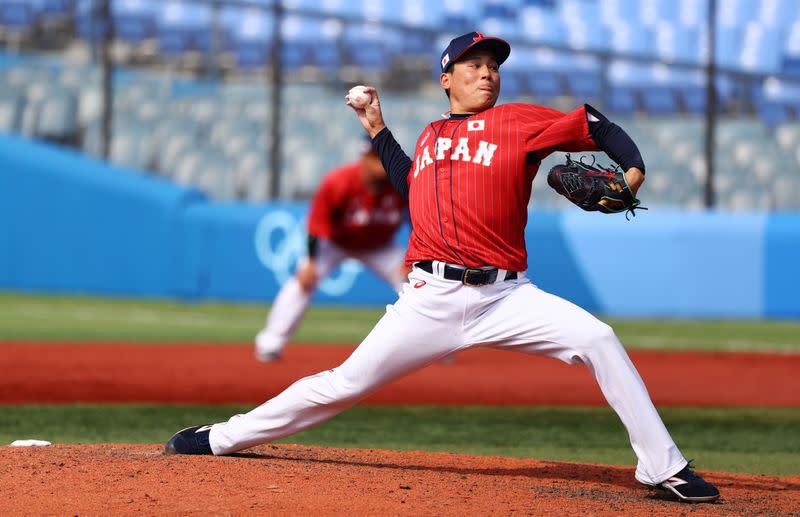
606, 88, 638, 114
563, 72, 601, 99
738, 23, 782, 74
309, 19, 344, 70
599, 0, 641, 27
527, 74, 562, 99
654, 25, 701, 64
757, 102, 790, 127
639, 87, 678, 114
285, 16, 337, 70
395, 0, 443, 30
498, 72, 525, 100
759, 0, 800, 28
561, 21, 611, 53
75, 0, 110, 42
478, 16, 521, 43
112, 0, 157, 44
483, 0, 522, 19
0, 0, 36, 31
39, 0, 74, 17
518, 6, 566, 46
717, 0, 760, 28
223, 7, 275, 69
609, 25, 656, 58
441, 0, 479, 29
156, 1, 212, 56
342, 23, 392, 70
715, 26, 743, 69
680, 86, 707, 114
677, 0, 707, 28
34, 90, 79, 143
639, 0, 681, 26
0, 91, 25, 133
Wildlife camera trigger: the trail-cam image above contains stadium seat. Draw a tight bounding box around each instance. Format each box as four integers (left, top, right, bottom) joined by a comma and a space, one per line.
738, 22, 782, 73
715, 26, 743, 69
155, 1, 212, 56
75, 0, 110, 42
110, 127, 154, 170
518, 6, 566, 46
717, 0, 760, 29
112, 0, 157, 44
441, 0, 479, 29
223, 6, 274, 69
606, 88, 638, 114
308, 19, 345, 70
0, 0, 35, 33
0, 91, 24, 133
640, 87, 678, 114
654, 25, 701, 64
34, 91, 79, 145
342, 23, 392, 71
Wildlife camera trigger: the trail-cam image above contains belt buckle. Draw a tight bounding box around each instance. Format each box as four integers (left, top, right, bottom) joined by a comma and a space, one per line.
462, 268, 485, 286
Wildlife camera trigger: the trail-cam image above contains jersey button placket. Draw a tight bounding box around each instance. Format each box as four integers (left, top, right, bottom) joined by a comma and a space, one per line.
438, 167, 448, 222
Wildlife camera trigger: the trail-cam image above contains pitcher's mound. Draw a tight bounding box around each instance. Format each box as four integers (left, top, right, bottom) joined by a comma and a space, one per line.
2, 444, 797, 516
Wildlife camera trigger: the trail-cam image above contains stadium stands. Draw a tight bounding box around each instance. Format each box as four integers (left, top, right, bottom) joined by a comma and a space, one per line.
0, 0, 799, 209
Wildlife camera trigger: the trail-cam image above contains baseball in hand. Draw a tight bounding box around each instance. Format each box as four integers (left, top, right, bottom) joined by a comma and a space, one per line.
347, 85, 372, 109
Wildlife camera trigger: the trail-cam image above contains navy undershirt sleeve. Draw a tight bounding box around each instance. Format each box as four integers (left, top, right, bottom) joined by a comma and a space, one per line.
585, 104, 646, 174
372, 127, 412, 200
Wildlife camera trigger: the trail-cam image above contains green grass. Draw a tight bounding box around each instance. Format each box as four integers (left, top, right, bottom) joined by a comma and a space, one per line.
2, 291, 799, 352
2, 404, 798, 476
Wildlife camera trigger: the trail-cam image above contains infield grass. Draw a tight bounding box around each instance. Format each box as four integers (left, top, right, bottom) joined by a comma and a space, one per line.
1, 291, 799, 352
1, 404, 798, 477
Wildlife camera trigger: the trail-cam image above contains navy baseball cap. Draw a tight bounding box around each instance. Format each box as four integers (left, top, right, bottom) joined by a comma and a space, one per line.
440, 31, 511, 73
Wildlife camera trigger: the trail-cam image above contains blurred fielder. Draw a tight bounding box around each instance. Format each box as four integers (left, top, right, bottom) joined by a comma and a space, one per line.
254, 135, 409, 361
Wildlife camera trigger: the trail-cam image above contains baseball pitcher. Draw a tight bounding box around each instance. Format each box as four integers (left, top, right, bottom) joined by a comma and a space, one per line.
166, 31, 719, 504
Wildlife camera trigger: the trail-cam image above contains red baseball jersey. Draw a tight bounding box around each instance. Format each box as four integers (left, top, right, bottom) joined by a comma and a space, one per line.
308, 161, 406, 251
406, 103, 598, 271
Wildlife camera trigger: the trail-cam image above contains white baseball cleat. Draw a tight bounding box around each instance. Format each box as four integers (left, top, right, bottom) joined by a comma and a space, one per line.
254, 330, 284, 362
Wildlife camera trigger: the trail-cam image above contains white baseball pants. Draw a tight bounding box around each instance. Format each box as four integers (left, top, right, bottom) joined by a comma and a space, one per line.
255, 239, 407, 355
215, 262, 687, 485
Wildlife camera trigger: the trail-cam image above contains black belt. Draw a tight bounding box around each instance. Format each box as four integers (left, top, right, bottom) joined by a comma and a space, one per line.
415, 260, 517, 286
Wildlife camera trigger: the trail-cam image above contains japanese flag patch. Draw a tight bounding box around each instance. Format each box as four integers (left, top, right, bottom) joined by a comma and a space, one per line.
467, 120, 484, 131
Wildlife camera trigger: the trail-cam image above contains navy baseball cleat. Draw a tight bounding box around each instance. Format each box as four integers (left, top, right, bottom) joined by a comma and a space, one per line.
164, 425, 214, 455
659, 464, 720, 503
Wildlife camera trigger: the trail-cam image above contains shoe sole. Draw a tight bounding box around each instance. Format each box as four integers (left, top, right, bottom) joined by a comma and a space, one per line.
255, 350, 282, 362
659, 484, 721, 503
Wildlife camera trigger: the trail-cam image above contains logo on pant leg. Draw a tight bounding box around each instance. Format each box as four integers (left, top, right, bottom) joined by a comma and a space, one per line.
414, 280, 426, 288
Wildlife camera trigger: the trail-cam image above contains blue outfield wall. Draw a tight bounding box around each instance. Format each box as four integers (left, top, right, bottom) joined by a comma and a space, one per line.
1, 134, 798, 317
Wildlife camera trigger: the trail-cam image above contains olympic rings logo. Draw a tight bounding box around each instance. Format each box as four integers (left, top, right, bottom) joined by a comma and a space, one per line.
253, 209, 363, 296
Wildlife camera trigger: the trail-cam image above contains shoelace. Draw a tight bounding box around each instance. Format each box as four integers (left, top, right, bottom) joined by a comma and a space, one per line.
680, 460, 708, 484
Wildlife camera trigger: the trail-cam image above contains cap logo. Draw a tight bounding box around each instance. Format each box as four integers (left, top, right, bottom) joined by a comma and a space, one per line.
441, 54, 450, 69
473, 32, 484, 41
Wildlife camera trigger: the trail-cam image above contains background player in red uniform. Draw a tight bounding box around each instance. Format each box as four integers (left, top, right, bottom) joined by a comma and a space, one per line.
166, 32, 720, 504
254, 135, 409, 361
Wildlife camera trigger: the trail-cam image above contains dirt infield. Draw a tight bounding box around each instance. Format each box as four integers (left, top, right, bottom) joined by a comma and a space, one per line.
2, 341, 799, 515
1, 342, 799, 406
1, 444, 798, 516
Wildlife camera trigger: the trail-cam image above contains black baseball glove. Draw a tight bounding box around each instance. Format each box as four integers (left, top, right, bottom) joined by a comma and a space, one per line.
547, 154, 645, 217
